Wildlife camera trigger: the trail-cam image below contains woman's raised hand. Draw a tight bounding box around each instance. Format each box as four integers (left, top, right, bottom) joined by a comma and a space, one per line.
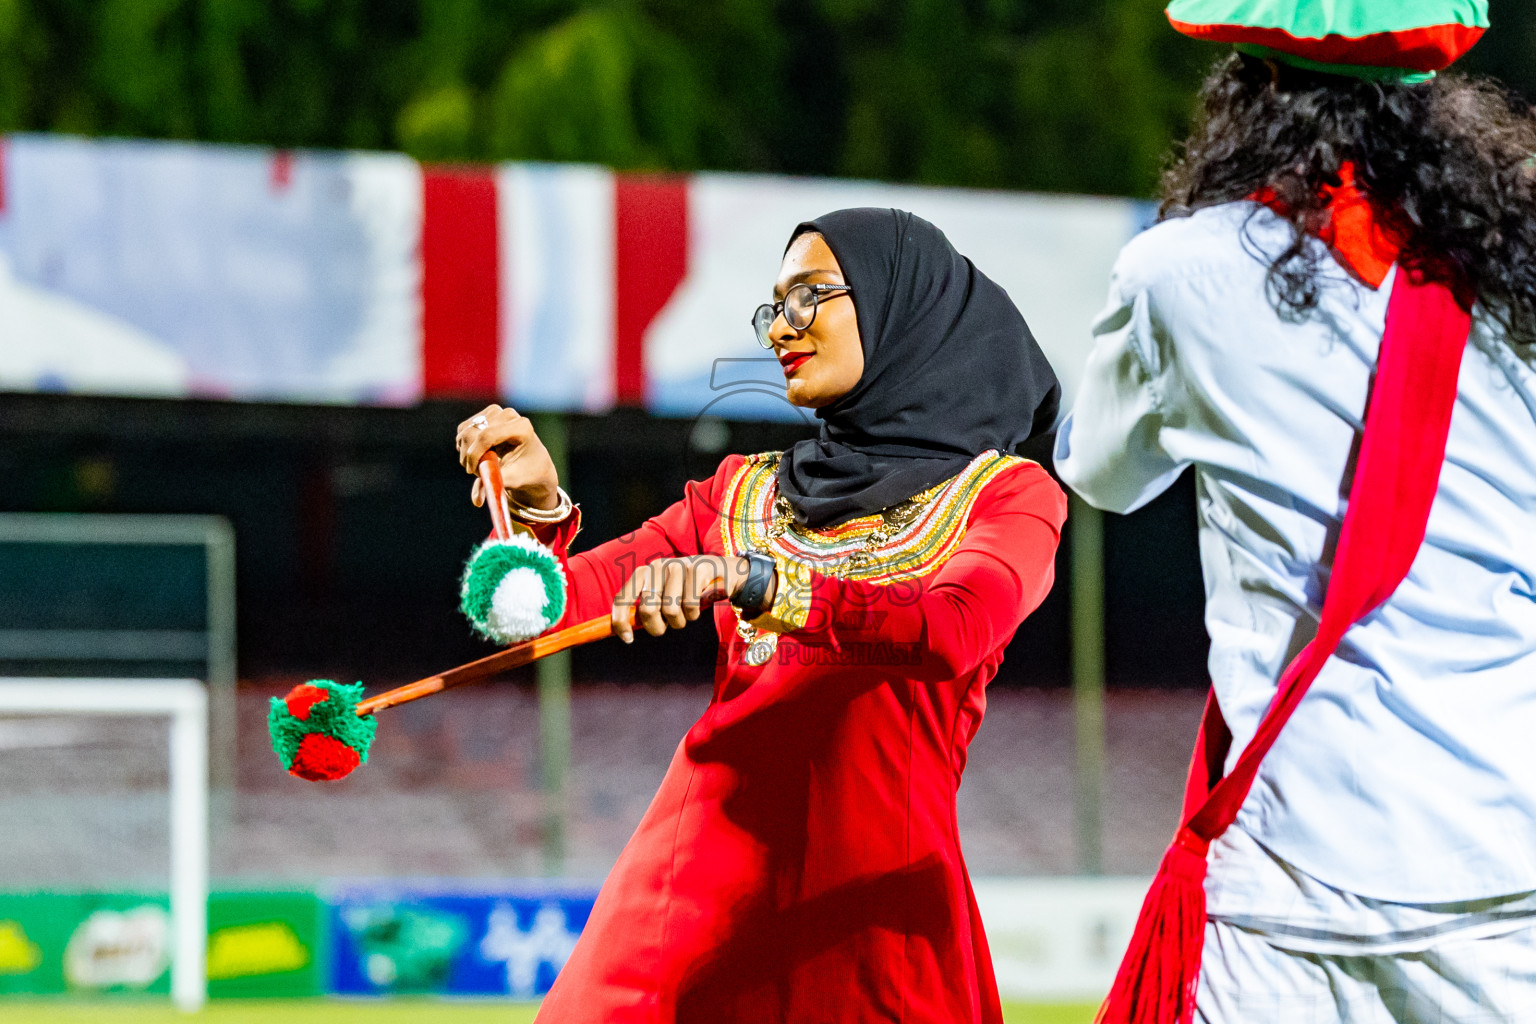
612, 554, 755, 644
455, 405, 560, 511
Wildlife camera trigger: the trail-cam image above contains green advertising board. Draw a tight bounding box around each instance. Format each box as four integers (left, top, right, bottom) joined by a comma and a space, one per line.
0, 891, 172, 997
0, 889, 324, 1000
207, 889, 325, 998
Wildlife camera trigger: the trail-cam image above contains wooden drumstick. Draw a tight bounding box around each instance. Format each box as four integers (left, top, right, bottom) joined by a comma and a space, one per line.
355, 575, 726, 717
356, 613, 617, 716
476, 450, 515, 542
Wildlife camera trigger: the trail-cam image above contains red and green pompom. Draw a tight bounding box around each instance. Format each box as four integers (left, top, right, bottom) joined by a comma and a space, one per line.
268, 680, 377, 782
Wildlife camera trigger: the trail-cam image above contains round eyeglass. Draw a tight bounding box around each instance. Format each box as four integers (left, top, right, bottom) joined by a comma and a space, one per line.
751, 283, 854, 349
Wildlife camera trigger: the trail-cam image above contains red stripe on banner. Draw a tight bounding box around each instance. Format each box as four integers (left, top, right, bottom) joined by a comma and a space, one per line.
614, 174, 689, 406
1166, 19, 1485, 73
421, 166, 501, 399
270, 150, 294, 192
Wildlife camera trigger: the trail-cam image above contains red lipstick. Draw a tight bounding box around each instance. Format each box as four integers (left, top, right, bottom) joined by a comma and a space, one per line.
779, 350, 813, 376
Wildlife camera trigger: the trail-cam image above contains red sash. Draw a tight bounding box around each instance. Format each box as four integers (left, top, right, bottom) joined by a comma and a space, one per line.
1095, 257, 1473, 1022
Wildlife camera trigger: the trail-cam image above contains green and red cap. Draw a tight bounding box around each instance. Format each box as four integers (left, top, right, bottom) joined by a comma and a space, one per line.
1167, 0, 1489, 82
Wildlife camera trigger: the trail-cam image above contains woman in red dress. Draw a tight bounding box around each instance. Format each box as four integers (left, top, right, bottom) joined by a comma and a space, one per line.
456, 208, 1066, 1023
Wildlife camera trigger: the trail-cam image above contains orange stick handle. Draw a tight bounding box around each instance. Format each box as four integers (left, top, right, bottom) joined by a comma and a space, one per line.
476, 451, 514, 541
354, 562, 727, 717
356, 614, 618, 716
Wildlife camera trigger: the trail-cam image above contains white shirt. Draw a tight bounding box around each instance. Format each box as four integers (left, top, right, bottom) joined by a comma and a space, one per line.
1054, 201, 1536, 906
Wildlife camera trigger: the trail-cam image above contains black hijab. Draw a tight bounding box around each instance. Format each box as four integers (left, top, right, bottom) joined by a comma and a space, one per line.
776, 208, 1061, 528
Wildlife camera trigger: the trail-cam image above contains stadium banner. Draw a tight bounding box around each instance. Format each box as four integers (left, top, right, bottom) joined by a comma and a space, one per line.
0, 889, 326, 999
0, 135, 422, 405
0, 879, 1145, 1002
0, 132, 1136, 415
0, 891, 173, 996
324, 881, 598, 999
972, 876, 1151, 1002
206, 889, 326, 999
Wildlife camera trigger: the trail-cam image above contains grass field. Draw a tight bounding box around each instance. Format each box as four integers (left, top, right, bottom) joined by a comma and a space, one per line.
5, 999, 1100, 1023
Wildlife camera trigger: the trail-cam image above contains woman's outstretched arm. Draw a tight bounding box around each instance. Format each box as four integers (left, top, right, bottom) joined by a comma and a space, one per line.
522, 459, 742, 629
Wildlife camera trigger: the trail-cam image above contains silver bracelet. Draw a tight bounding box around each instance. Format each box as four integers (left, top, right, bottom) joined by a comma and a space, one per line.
508, 486, 574, 524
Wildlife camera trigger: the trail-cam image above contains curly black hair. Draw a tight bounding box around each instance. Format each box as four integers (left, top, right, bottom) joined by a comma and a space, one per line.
1161, 53, 1536, 352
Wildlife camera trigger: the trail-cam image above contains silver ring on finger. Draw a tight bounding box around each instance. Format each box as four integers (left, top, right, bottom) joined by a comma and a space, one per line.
471, 415, 489, 429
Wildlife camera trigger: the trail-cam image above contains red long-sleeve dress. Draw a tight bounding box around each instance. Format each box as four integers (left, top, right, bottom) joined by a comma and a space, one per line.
529, 449, 1066, 1024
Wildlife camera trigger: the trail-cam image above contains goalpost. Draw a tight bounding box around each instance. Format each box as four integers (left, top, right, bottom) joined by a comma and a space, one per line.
0, 678, 208, 1012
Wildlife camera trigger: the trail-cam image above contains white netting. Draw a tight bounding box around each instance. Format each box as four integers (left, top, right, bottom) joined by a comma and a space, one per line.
0, 711, 172, 891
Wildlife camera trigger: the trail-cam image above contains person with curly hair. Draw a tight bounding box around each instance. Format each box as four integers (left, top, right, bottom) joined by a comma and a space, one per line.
1056, 2, 1536, 1021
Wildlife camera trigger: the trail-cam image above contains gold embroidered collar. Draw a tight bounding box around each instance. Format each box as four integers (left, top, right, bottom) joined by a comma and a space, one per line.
719, 450, 1026, 585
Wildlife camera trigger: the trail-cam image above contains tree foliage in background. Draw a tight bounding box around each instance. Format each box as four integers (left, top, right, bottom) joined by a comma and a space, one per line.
0, 0, 1531, 198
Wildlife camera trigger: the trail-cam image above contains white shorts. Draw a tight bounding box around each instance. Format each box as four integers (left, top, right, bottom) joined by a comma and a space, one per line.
1196, 917, 1536, 1023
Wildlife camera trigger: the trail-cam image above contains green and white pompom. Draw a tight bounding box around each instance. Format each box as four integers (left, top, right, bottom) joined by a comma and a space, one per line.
460, 534, 567, 644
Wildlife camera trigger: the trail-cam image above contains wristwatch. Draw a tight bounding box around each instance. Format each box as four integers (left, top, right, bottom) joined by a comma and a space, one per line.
729, 552, 777, 620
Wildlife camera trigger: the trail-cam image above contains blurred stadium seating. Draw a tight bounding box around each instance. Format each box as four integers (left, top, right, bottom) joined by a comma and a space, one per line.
211, 682, 1201, 883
